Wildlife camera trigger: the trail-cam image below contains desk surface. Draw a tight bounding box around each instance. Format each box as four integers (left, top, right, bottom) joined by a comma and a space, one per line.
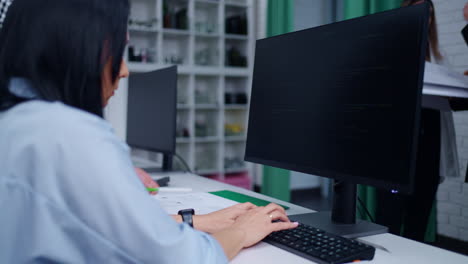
152, 172, 468, 264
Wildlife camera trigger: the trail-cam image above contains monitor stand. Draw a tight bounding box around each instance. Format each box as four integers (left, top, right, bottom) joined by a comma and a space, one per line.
289, 180, 387, 238
138, 154, 174, 173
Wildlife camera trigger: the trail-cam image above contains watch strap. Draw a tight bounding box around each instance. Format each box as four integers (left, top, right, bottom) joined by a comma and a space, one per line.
178, 209, 195, 228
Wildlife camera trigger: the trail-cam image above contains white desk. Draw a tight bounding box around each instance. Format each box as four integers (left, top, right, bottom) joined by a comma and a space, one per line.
152, 172, 468, 264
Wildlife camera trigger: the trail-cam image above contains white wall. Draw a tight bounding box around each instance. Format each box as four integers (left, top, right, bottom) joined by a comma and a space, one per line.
432, 0, 468, 242
104, 77, 128, 141
256, 0, 267, 40
294, 0, 334, 31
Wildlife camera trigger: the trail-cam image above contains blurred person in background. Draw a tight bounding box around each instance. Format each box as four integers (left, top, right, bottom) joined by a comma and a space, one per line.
376, 0, 460, 242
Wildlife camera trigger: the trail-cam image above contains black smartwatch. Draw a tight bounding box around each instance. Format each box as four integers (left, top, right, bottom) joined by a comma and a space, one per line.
178, 208, 195, 228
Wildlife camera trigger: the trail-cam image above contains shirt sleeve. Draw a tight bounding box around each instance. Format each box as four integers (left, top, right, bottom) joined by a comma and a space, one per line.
5, 105, 228, 264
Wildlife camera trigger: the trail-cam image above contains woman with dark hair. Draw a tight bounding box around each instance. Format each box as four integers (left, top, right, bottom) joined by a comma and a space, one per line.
402, 0, 443, 63
376, 0, 459, 242
0, 0, 297, 262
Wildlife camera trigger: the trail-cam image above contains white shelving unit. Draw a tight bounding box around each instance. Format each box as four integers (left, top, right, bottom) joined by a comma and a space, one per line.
120, 0, 255, 188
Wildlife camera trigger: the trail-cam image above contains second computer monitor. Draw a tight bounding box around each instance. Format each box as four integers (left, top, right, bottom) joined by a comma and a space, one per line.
126, 66, 177, 171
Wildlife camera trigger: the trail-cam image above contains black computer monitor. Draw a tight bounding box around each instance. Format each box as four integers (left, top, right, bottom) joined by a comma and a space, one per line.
126, 66, 177, 171
245, 4, 429, 237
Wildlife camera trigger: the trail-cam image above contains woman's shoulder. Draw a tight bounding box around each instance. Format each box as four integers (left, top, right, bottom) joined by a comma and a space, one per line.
14, 100, 110, 129
1, 100, 118, 148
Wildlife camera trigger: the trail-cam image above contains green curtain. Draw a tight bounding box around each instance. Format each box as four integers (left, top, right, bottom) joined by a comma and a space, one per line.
261, 0, 294, 202
267, 0, 294, 37
343, 0, 436, 243
344, 0, 402, 19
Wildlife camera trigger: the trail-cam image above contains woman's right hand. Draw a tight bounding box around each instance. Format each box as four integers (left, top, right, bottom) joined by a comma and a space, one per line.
231, 203, 299, 248
212, 203, 298, 260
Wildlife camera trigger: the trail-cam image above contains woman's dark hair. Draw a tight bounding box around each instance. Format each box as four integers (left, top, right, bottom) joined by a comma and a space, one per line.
0, 0, 130, 116
402, 0, 443, 62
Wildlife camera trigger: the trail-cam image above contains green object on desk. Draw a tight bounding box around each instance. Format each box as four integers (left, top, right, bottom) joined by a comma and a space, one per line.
146, 187, 158, 192
209, 190, 290, 210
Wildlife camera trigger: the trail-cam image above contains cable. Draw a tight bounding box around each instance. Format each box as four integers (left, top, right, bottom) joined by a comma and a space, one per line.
357, 196, 375, 223
174, 152, 192, 174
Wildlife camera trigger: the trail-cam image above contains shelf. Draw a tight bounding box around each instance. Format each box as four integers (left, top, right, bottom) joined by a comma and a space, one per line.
195, 104, 219, 109
128, 62, 166, 72
224, 1, 249, 8
128, 25, 158, 33
196, 168, 221, 175
225, 135, 246, 142
129, 63, 226, 75
176, 137, 191, 143
194, 67, 223, 75
129, 64, 249, 76
118, 0, 255, 184
225, 34, 248, 40
195, 136, 221, 143
162, 28, 191, 36
167, 0, 190, 5
195, 32, 220, 38
225, 104, 248, 110
195, 0, 219, 5
224, 67, 250, 76
177, 104, 192, 109
224, 167, 248, 174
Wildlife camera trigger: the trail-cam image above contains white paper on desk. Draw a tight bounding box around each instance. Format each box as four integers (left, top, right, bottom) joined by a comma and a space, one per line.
424, 62, 468, 88
153, 192, 238, 215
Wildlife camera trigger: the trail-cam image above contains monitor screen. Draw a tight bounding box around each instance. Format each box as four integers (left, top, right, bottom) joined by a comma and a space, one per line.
126, 66, 177, 155
245, 4, 428, 194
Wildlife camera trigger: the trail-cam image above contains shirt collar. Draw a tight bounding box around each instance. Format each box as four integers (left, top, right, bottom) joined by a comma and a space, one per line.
8, 77, 41, 99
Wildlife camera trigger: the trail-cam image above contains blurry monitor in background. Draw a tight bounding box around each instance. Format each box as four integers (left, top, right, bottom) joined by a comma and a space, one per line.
126, 66, 177, 171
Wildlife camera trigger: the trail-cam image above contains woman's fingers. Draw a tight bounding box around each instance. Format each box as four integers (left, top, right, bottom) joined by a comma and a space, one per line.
227, 203, 257, 218
271, 221, 299, 233
262, 203, 286, 215
237, 202, 256, 210
270, 210, 290, 223
134, 167, 159, 195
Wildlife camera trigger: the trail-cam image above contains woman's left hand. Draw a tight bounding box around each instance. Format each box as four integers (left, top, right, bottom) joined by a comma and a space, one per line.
134, 167, 159, 195
194, 202, 257, 233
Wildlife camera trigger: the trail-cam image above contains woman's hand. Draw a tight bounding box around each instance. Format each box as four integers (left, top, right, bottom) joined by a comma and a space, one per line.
229, 203, 298, 248
134, 167, 159, 195
194, 202, 257, 233
211, 203, 298, 260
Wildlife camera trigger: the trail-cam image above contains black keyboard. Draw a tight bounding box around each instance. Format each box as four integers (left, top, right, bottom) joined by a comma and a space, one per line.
264, 223, 375, 264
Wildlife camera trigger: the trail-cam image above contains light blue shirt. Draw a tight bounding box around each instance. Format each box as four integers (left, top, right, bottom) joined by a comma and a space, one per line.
0, 78, 228, 263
